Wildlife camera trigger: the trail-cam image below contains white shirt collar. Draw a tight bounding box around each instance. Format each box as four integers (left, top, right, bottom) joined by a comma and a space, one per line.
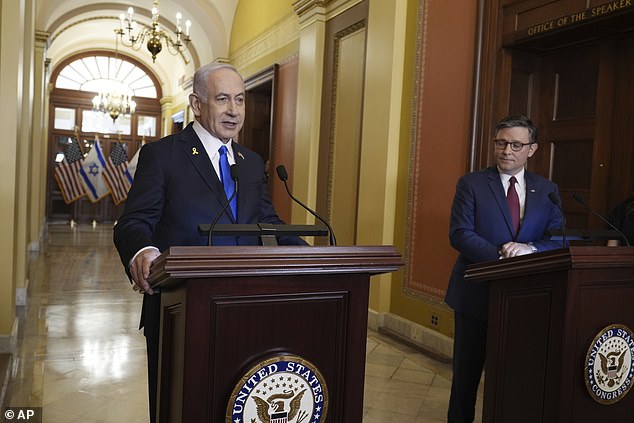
192, 120, 235, 163
192, 121, 235, 181
498, 167, 525, 189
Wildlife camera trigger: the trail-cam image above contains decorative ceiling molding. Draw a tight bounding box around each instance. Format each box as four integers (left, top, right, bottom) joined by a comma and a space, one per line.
230, 13, 299, 71
292, 0, 333, 18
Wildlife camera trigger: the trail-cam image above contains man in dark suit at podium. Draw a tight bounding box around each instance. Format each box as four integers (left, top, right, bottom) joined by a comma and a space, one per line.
113, 62, 305, 423
445, 115, 564, 423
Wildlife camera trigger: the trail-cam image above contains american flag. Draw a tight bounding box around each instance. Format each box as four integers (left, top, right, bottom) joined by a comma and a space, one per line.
54, 138, 85, 204
103, 142, 133, 205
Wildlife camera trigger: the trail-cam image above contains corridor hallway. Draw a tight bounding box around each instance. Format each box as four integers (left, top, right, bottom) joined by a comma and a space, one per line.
1, 224, 481, 422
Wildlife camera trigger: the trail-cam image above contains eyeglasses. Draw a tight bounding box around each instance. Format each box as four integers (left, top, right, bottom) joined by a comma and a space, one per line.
493, 139, 534, 152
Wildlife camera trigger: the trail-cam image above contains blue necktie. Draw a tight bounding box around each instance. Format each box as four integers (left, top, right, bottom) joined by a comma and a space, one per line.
218, 145, 237, 219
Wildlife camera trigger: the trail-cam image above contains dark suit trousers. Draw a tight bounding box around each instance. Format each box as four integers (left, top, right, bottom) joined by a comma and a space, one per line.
448, 311, 487, 423
144, 293, 161, 423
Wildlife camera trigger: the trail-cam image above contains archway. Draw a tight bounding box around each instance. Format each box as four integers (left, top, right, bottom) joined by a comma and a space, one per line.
47, 51, 162, 223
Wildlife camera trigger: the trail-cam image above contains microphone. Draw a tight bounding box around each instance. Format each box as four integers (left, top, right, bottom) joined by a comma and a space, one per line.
207, 164, 240, 246
276, 165, 337, 246
548, 191, 567, 248
572, 193, 630, 247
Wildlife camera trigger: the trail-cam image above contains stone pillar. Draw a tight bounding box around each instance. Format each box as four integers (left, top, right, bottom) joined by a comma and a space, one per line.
0, 0, 25, 339
291, 0, 330, 223
30, 31, 50, 253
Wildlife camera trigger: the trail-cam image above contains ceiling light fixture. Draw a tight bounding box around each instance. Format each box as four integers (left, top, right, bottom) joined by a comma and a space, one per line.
115, 0, 192, 63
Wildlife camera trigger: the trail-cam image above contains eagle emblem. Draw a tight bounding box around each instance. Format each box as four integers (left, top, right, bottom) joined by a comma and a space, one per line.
251, 389, 308, 423
597, 349, 627, 385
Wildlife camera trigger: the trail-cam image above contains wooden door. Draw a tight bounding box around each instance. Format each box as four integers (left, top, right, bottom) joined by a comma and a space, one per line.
530, 42, 613, 230
476, 0, 634, 233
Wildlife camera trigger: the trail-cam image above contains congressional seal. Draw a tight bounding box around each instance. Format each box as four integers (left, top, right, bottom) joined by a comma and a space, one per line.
585, 324, 634, 404
226, 354, 328, 423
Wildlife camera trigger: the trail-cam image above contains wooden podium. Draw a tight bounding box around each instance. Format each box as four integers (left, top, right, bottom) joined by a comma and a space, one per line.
466, 247, 634, 423
148, 245, 402, 422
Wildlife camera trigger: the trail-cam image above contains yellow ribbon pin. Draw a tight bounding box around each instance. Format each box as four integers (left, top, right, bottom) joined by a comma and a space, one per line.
192, 147, 199, 155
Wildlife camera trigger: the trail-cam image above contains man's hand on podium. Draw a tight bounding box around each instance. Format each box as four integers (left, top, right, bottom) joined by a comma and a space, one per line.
499, 241, 535, 258
130, 248, 161, 295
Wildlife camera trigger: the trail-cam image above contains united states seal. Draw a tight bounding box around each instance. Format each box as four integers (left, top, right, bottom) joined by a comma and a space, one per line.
226, 354, 328, 423
585, 324, 634, 404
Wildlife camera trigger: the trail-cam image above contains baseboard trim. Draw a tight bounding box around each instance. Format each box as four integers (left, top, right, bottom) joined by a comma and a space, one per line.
16, 285, 27, 307
0, 318, 18, 354
0, 352, 11, 411
368, 310, 453, 362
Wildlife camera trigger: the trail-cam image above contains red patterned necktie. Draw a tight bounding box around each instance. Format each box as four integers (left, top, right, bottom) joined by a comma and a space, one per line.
507, 176, 520, 236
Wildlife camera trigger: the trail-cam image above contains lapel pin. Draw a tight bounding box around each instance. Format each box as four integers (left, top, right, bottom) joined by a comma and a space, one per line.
192, 147, 199, 155
530, 189, 536, 193
238, 152, 245, 160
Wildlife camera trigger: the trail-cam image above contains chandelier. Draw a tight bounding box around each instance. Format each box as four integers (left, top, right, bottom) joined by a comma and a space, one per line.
115, 0, 192, 63
92, 91, 136, 123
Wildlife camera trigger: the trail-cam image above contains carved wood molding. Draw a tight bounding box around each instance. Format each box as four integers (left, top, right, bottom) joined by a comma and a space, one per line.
149, 245, 404, 287
465, 246, 634, 282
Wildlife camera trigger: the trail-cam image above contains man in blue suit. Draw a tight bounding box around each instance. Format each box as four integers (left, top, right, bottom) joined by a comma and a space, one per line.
445, 115, 564, 423
113, 63, 305, 423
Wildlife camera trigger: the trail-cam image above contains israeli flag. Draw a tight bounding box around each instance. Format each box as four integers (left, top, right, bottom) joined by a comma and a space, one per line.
79, 139, 110, 202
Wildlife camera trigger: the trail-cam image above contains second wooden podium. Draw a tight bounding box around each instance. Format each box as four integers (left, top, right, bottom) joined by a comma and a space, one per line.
466, 247, 634, 423
148, 245, 403, 422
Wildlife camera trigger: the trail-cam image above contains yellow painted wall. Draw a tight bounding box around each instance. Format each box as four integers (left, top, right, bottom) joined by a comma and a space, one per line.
0, 0, 24, 336
389, 0, 477, 336
228, 0, 299, 79
361, 0, 408, 313
230, 0, 295, 54
227, 0, 477, 340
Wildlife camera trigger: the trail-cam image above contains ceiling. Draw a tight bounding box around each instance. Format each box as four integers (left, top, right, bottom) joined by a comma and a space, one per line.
38, 0, 239, 97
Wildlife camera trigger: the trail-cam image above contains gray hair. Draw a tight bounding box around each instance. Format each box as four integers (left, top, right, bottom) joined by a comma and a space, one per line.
192, 63, 243, 102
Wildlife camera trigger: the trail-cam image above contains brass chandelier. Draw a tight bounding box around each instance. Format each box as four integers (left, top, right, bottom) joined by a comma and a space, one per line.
92, 88, 136, 123
115, 0, 192, 63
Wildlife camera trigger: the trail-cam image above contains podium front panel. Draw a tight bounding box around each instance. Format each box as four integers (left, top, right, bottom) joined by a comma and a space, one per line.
158, 273, 369, 422
477, 248, 634, 423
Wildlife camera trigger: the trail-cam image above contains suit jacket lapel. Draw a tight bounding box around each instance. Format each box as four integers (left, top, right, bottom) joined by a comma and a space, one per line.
518, 172, 538, 237
231, 142, 247, 223
487, 167, 516, 238
179, 124, 226, 199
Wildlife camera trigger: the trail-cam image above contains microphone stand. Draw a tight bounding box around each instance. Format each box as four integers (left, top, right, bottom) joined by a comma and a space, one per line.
276, 165, 337, 246
548, 191, 567, 248
573, 193, 630, 247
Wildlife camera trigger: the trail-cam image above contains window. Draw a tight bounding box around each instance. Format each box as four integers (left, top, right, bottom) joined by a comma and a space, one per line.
54, 108, 76, 130
137, 116, 157, 137
81, 110, 131, 135
55, 55, 157, 99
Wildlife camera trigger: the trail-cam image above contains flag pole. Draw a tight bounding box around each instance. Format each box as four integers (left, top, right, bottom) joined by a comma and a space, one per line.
73, 125, 83, 155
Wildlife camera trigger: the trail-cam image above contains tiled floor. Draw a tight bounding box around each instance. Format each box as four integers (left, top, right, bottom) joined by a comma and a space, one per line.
2, 224, 482, 422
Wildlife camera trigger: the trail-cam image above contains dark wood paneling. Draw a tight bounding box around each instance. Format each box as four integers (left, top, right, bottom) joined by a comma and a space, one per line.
533, 45, 601, 229
242, 61, 301, 224
476, 1, 634, 235
608, 34, 634, 207
242, 65, 277, 170
467, 247, 634, 422
210, 289, 348, 419
500, 0, 634, 49
271, 58, 299, 223
150, 246, 403, 422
